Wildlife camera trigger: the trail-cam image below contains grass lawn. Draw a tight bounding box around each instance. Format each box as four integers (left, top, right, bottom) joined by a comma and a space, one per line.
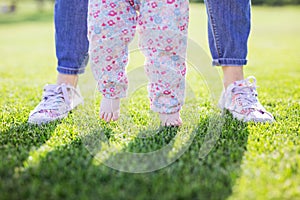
0, 2, 300, 200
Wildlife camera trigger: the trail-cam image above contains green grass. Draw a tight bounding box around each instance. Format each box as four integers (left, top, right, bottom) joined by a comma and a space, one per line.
1, 2, 300, 200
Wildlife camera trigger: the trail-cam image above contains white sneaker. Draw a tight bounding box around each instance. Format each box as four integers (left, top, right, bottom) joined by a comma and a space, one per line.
219, 76, 274, 122
28, 84, 84, 125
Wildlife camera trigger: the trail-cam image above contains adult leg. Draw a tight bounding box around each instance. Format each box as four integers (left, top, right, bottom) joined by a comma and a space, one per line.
55, 0, 89, 86
205, 0, 250, 87
205, 0, 274, 122
28, 0, 88, 124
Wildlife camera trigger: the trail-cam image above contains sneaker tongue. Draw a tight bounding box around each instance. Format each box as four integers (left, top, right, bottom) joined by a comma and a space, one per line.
234, 80, 247, 87
44, 84, 60, 90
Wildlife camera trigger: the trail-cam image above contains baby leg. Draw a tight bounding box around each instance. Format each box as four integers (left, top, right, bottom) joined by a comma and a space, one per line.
88, 0, 138, 122
138, 0, 189, 126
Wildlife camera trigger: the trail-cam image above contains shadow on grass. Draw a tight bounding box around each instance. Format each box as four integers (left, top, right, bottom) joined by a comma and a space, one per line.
88, 125, 181, 173
187, 111, 249, 199
0, 112, 249, 200
0, 121, 59, 187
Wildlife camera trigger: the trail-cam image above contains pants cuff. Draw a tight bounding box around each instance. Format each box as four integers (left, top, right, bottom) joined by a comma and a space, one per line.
212, 58, 247, 67
57, 66, 86, 75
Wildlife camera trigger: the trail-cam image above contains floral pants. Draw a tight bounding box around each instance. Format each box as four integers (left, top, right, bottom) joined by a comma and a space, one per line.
88, 0, 189, 114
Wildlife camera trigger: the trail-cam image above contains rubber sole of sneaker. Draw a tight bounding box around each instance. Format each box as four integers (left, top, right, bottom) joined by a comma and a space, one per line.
230, 110, 274, 123
28, 112, 69, 125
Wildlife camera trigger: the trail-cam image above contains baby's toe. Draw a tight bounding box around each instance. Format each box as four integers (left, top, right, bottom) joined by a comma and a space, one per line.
112, 112, 119, 121
100, 111, 105, 119
106, 113, 113, 122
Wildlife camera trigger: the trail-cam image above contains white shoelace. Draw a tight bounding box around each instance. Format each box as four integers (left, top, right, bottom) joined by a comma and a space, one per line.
231, 76, 259, 110
37, 84, 73, 112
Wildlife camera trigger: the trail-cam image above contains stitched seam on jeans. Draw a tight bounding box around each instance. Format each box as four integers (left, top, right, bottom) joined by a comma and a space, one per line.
218, 58, 247, 62
213, 58, 247, 66
57, 66, 86, 71
206, 0, 222, 60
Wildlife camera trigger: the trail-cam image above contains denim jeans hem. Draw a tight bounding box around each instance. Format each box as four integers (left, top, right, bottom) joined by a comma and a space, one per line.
212, 58, 247, 67
57, 66, 86, 75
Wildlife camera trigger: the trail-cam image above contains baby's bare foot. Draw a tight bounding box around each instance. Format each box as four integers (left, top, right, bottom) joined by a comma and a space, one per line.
159, 112, 182, 127
100, 97, 120, 122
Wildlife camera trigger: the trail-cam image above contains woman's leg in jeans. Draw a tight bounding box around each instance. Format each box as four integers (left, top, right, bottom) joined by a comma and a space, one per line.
28, 0, 89, 124
55, 0, 89, 86
205, 0, 274, 122
205, 0, 251, 88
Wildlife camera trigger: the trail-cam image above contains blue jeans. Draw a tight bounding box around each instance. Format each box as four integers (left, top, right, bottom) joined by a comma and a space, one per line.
54, 0, 250, 74
205, 0, 251, 66
54, 0, 89, 75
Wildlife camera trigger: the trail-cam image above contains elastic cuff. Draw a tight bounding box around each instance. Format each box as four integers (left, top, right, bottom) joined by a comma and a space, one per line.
102, 93, 126, 99
151, 104, 182, 114
212, 58, 247, 67
57, 66, 86, 75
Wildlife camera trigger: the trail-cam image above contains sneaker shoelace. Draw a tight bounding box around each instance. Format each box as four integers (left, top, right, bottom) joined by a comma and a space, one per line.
37, 84, 72, 115
231, 76, 259, 110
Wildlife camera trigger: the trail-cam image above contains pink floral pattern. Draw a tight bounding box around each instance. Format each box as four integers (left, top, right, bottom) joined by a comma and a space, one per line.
88, 0, 189, 114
